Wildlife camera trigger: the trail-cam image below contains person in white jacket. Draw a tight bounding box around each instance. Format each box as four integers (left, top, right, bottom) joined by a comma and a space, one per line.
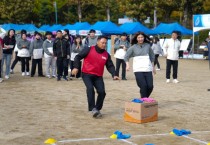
43, 31, 56, 78
164, 31, 181, 83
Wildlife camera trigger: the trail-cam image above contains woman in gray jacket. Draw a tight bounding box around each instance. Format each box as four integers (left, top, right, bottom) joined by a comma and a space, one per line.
124, 32, 155, 98
151, 37, 163, 70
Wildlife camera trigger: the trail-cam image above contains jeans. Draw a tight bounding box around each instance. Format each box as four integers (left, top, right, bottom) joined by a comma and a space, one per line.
166, 59, 178, 79
115, 58, 126, 79
134, 72, 153, 98
1, 53, 12, 76
82, 73, 106, 111
45, 57, 56, 76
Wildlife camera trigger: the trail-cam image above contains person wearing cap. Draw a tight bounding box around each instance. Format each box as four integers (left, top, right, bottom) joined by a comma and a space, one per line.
10, 29, 26, 74
17, 32, 31, 76
84, 29, 98, 47
164, 31, 181, 83
53, 30, 70, 81
72, 36, 120, 118
114, 33, 130, 80
43, 31, 56, 78
1, 29, 16, 79
29, 32, 44, 77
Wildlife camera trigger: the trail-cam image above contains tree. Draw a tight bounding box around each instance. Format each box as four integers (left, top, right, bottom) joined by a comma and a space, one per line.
0, 0, 33, 23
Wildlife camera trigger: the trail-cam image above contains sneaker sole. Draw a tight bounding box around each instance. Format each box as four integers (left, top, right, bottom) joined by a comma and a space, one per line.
93, 112, 99, 118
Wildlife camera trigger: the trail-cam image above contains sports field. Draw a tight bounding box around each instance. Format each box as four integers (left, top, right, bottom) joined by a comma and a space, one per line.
0, 56, 210, 145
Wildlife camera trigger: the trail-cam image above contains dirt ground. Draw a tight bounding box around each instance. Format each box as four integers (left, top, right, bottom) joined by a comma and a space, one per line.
0, 56, 210, 145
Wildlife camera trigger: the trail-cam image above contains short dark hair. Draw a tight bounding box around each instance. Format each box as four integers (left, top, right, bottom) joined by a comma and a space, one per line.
121, 32, 127, 36
172, 31, 179, 35
56, 30, 62, 33
89, 29, 96, 33
97, 35, 108, 41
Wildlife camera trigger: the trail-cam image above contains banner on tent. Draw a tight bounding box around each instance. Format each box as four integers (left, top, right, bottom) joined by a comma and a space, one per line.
79, 30, 102, 36
193, 14, 210, 32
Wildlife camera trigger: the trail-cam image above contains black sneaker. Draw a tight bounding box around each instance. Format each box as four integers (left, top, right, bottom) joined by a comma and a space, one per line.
92, 108, 102, 118
57, 76, 61, 81
63, 76, 68, 81
122, 78, 127, 80
38, 74, 45, 77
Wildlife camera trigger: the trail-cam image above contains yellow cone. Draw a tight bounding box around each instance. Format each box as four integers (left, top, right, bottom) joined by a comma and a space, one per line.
170, 131, 175, 135
44, 138, 57, 144
110, 134, 117, 139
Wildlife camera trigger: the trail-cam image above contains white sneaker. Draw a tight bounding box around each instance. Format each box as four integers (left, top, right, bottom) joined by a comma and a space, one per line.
156, 68, 161, 71
166, 79, 170, 83
5, 75, 9, 79
0, 78, 3, 83
173, 79, 179, 83
10, 69, 14, 74
26, 72, 30, 76
46, 75, 51, 79
22, 72, 26, 76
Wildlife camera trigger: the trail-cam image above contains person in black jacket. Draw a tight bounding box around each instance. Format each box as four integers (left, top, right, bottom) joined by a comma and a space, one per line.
53, 30, 70, 81
1, 29, 16, 79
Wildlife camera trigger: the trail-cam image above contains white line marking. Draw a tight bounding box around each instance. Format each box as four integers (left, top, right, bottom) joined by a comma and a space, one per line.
182, 135, 209, 145
58, 137, 109, 143
120, 139, 137, 145
54, 130, 210, 144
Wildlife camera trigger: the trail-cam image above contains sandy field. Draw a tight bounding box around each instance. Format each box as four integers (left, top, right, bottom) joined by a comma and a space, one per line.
0, 56, 210, 145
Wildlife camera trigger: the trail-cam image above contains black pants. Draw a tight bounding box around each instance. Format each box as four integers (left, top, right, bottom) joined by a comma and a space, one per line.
64, 58, 69, 77
154, 54, 160, 69
20, 57, 30, 72
31, 59, 43, 76
56, 57, 68, 78
115, 58, 126, 79
134, 72, 153, 98
166, 59, 178, 79
70, 60, 82, 78
0, 60, 2, 78
11, 52, 20, 70
82, 73, 106, 111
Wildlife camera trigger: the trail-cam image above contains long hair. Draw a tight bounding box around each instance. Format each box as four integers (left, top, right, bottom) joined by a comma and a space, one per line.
74, 35, 82, 45
7, 29, 15, 38
131, 32, 150, 45
153, 37, 159, 44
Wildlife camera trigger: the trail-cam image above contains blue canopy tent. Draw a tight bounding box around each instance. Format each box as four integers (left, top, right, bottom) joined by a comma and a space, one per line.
62, 24, 74, 30
89, 21, 122, 35
39, 25, 50, 31
153, 22, 194, 35
47, 24, 63, 32
2, 23, 42, 32
71, 22, 91, 31
120, 22, 155, 35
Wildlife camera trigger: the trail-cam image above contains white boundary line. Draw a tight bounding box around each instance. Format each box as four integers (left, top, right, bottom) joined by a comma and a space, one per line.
182, 135, 209, 145
54, 130, 210, 144
120, 139, 137, 145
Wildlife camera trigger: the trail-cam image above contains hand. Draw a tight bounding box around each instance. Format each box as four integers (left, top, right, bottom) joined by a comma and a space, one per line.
113, 76, 120, 80
153, 67, 156, 75
67, 55, 70, 59
71, 68, 78, 76
54, 57, 57, 60
126, 64, 130, 71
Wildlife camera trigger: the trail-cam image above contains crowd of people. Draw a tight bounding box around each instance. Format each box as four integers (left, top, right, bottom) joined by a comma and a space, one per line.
0, 28, 182, 118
